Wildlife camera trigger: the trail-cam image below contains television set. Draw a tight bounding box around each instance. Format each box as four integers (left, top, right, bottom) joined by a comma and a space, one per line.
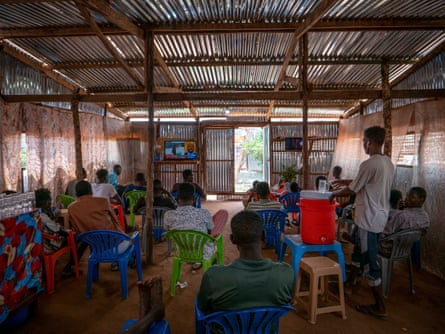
164, 140, 197, 160
284, 137, 303, 151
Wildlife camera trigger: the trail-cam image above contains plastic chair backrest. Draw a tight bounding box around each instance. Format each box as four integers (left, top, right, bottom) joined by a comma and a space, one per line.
124, 190, 147, 227
256, 209, 288, 255
381, 229, 423, 260
279, 192, 300, 213
79, 230, 134, 260
211, 209, 229, 237
42, 229, 79, 294
165, 230, 216, 263
195, 298, 294, 334
57, 194, 76, 208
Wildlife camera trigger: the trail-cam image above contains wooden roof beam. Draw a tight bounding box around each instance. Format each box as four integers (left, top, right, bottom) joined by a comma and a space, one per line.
2, 18, 444, 39
4, 89, 444, 104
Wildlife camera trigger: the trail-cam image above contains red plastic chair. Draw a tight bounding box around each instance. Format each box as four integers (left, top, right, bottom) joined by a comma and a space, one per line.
112, 203, 126, 232
42, 229, 79, 294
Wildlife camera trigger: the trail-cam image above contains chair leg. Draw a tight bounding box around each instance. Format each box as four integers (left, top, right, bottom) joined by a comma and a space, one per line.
118, 260, 129, 299
217, 238, 224, 264
44, 257, 56, 295
408, 257, 415, 294
170, 258, 182, 296
86, 260, 96, 300
379, 257, 389, 298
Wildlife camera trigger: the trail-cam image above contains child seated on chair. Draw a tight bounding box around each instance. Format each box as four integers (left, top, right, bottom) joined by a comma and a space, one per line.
378, 186, 430, 257
35, 188, 68, 254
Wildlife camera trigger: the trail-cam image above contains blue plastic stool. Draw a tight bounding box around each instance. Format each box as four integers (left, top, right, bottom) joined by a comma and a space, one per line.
281, 234, 346, 282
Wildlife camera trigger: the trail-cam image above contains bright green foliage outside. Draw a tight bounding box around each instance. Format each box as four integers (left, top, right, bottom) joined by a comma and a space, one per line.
242, 131, 263, 164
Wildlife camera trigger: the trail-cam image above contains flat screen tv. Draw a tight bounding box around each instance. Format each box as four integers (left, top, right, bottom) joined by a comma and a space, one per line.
164, 140, 198, 160
285, 137, 303, 151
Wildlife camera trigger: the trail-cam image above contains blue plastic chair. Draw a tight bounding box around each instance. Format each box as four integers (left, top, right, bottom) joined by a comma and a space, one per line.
120, 319, 171, 334
78, 230, 143, 299
256, 209, 288, 258
279, 192, 300, 224
195, 298, 294, 334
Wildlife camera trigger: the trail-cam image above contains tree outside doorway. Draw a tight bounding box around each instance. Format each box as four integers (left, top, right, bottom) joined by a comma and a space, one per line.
234, 127, 264, 193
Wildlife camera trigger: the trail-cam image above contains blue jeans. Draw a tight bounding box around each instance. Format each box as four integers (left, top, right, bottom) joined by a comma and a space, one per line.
351, 228, 381, 287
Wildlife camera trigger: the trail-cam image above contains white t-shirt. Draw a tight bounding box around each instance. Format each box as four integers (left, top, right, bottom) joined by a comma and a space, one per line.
92, 183, 118, 202
349, 154, 395, 233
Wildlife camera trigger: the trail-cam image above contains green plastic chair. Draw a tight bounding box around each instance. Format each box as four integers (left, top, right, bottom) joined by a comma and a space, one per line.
56, 194, 76, 208
124, 190, 146, 228
165, 230, 224, 296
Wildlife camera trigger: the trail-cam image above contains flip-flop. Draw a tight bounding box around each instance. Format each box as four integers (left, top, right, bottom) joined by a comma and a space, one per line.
356, 304, 388, 320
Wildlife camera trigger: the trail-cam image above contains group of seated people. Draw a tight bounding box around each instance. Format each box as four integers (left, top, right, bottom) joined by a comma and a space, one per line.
36, 162, 430, 328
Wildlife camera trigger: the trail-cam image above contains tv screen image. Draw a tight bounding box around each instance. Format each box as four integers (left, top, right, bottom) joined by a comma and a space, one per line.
285, 137, 303, 151
164, 140, 197, 160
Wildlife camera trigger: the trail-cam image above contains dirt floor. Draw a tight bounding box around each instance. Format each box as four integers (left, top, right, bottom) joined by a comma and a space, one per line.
6, 200, 445, 334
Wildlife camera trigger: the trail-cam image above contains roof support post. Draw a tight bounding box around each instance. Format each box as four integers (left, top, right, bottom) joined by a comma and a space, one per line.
71, 94, 83, 181
381, 59, 392, 157
144, 30, 155, 265
301, 34, 309, 190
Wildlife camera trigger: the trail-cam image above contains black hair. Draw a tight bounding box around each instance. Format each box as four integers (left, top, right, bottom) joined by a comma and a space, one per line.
364, 126, 386, 146
410, 186, 427, 203
96, 168, 108, 181
135, 172, 145, 182
332, 166, 342, 178
389, 189, 403, 209
290, 181, 300, 192
231, 210, 263, 244
178, 182, 195, 201
35, 188, 51, 208
255, 182, 270, 199
182, 169, 193, 179
76, 180, 92, 197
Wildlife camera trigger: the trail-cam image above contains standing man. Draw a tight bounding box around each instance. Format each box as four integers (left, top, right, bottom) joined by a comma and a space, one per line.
108, 164, 124, 195
331, 126, 394, 320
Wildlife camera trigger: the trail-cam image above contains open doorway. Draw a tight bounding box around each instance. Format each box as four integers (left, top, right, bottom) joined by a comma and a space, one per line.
234, 127, 266, 193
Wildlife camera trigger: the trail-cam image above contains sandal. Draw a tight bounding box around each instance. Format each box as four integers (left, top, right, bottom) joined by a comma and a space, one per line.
356, 304, 388, 320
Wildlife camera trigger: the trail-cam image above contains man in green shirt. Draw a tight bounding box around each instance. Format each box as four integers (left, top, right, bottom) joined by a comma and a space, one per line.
197, 210, 294, 313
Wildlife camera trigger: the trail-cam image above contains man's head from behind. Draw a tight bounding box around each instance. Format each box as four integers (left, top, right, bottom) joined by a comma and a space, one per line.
363, 126, 386, 154
182, 169, 193, 182
255, 182, 270, 199
178, 182, 195, 203
405, 186, 427, 208
35, 188, 52, 209
230, 210, 263, 246
96, 169, 108, 182
153, 179, 163, 195
76, 180, 92, 197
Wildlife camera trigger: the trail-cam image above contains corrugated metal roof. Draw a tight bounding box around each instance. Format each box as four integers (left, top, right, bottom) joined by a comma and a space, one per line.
0, 0, 444, 120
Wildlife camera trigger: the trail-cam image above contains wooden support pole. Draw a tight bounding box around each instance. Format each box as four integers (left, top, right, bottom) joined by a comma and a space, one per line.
144, 31, 155, 265
71, 95, 83, 180
381, 59, 392, 157
301, 34, 309, 190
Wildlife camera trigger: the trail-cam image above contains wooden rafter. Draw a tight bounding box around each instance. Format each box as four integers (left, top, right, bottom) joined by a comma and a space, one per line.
267, 0, 338, 120
0, 43, 79, 93
75, 1, 144, 89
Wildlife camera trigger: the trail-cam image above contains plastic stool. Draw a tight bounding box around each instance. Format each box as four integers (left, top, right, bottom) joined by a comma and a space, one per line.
294, 256, 346, 324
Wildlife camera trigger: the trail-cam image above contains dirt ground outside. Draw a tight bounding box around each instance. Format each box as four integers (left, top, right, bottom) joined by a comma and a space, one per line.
8, 200, 445, 334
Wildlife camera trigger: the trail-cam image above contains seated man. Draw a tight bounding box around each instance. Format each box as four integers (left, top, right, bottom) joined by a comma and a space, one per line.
133, 179, 177, 213
164, 182, 214, 269
122, 172, 147, 212
35, 188, 68, 254
379, 186, 430, 257
197, 210, 294, 313
65, 167, 87, 198
245, 182, 282, 211
171, 169, 206, 200
64, 180, 124, 273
